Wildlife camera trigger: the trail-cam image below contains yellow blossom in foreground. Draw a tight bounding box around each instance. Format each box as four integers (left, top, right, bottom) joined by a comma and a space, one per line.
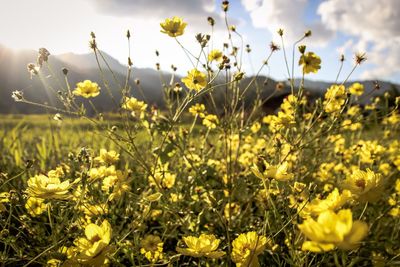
149, 163, 176, 189
251, 122, 261, 133
25, 197, 47, 217
95, 149, 119, 164
26, 174, 71, 199
122, 97, 147, 117
108, 171, 131, 201
74, 220, 112, 265
202, 114, 219, 129
300, 188, 352, 218
176, 234, 225, 258
299, 52, 321, 74
47, 166, 67, 179
58, 246, 78, 261
388, 179, 400, 217
208, 49, 223, 62
181, 69, 207, 91
189, 103, 206, 117
73, 80, 100, 98
349, 82, 364, 96
323, 84, 346, 113
251, 161, 294, 181
298, 209, 368, 252
342, 169, 383, 202
160, 16, 187, 37
382, 112, 400, 125
140, 235, 164, 263
232, 232, 270, 267
88, 165, 117, 182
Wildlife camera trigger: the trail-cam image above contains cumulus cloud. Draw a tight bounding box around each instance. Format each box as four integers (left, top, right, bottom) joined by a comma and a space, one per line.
242, 0, 333, 45
318, 0, 400, 79
242, 0, 400, 80
92, 0, 215, 18
87, 0, 228, 32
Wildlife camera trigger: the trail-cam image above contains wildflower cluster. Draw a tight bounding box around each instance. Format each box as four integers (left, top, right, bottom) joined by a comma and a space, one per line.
1, 5, 400, 267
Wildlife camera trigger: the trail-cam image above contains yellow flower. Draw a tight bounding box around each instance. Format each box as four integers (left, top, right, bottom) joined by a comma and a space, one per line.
73, 80, 100, 98
300, 189, 352, 218
232, 232, 270, 267
299, 52, 321, 74
342, 169, 383, 202
99, 169, 131, 201
80, 203, 109, 218
74, 220, 112, 265
379, 163, 391, 175
347, 105, 361, 116
176, 234, 225, 258
189, 103, 206, 117
382, 112, 400, 125
349, 82, 364, 96
122, 97, 147, 117
251, 161, 294, 181
251, 122, 261, 133
298, 209, 368, 252
224, 202, 241, 220
181, 69, 207, 91
323, 84, 346, 113
26, 174, 71, 199
202, 114, 219, 129
89, 165, 114, 179
46, 259, 62, 267
208, 49, 223, 62
95, 149, 120, 165
169, 193, 183, 202
160, 16, 187, 37
395, 179, 400, 194
25, 197, 47, 217
59, 245, 78, 260
149, 163, 176, 189
47, 166, 67, 179
0, 192, 10, 212
140, 235, 164, 263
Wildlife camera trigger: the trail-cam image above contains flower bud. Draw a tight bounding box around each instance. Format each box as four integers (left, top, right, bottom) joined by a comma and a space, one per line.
222, 1, 229, 12
207, 17, 215, 26
298, 45, 306, 54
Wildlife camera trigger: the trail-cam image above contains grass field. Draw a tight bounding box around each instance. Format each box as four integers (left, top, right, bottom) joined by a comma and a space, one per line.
1, 8, 400, 267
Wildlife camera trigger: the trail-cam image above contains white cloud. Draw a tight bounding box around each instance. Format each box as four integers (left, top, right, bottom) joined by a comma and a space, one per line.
242, 0, 263, 11
318, 0, 400, 79
88, 0, 225, 33
0, 0, 237, 75
242, 0, 333, 46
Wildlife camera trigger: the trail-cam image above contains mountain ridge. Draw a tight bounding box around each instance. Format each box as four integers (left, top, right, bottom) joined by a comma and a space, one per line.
0, 46, 398, 114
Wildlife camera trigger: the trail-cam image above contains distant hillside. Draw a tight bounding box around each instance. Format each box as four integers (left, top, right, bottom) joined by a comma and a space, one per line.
295, 78, 399, 102
0, 46, 167, 114
0, 45, 398, 114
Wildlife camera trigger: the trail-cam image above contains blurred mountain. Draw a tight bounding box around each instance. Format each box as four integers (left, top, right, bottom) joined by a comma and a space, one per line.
294, 78, 399, 100
0, 46, 166, 114
0, 45, 398, 114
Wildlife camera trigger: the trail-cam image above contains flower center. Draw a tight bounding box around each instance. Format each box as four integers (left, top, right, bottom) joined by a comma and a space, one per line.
91, 235, 101, 243
355, 179, 366, 190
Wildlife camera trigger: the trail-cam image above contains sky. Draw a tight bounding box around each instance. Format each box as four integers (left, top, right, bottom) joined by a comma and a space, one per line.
1, 0, 399, 83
